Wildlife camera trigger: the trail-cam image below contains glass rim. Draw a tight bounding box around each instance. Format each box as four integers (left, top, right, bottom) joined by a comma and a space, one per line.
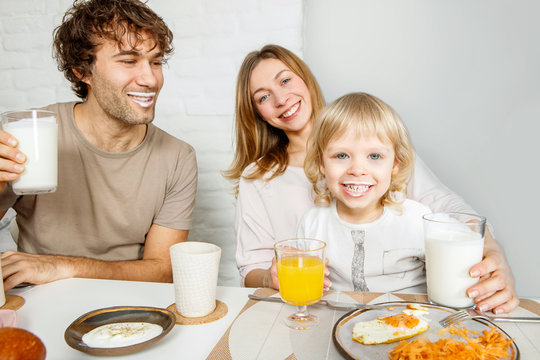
170, 241, 221, 254
1, 109, 56, 119
422, 212, 486, 225
273, 238, 327, 252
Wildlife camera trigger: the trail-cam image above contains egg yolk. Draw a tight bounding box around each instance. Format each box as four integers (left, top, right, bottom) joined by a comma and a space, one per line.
378, 314, 420, 329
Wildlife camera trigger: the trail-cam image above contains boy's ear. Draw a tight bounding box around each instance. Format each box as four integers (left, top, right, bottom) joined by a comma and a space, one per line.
391, 160, 399, 176
319, 158, 325, 175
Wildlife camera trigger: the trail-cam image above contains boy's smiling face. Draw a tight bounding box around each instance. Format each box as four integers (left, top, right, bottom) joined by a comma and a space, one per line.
321, 131, 397, 224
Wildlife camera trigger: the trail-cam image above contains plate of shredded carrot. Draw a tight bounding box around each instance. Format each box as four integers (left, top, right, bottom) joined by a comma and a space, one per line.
332, 301, 518, 360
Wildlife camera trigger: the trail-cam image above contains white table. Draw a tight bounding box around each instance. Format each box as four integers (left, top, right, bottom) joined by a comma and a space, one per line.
8, 279, 540, 359
8, 278, 254, 360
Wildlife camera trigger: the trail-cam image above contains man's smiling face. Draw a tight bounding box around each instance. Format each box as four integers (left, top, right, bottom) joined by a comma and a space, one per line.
84, 31, 164, 125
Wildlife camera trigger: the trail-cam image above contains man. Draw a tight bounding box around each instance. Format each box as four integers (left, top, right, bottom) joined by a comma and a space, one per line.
0, 0, 197, 290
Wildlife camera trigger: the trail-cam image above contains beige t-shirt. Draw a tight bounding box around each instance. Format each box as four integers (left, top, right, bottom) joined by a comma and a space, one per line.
0, 102, 197, 261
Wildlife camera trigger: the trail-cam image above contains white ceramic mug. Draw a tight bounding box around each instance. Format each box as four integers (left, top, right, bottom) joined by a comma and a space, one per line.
423, 212, 485, 308
170, 242, 221, 317
1, 110, 58, 195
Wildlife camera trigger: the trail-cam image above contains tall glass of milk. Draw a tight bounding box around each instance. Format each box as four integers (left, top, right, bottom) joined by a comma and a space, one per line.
1, 110, 57, 195
423, 212, 486, 308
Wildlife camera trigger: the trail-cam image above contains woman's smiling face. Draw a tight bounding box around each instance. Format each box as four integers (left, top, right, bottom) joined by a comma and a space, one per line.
249, 58, 313, 136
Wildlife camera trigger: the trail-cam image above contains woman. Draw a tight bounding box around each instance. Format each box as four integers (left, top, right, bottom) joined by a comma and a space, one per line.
224, 44, 518, 314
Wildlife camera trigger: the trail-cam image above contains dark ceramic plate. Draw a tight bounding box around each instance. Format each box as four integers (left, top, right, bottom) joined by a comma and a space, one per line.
332, 301, 519, 360
65, 306, 176, 356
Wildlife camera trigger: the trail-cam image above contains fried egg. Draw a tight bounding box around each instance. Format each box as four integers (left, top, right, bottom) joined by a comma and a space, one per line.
82, 322, 163, 348
352, 305, 430, 345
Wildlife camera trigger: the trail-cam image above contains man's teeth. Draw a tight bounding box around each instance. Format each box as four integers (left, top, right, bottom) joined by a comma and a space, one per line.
281, 102, 300, 118
128, 92, 155, 108
128, 92, 155, 99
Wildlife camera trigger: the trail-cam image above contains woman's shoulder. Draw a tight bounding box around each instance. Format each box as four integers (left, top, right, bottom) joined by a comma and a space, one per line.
388, 199, 431, 218
238, 162, 279, 192
240, 162, 305, 181
241, 162, 260, 177
239, 162, 267, 185
403, 199, 431, 212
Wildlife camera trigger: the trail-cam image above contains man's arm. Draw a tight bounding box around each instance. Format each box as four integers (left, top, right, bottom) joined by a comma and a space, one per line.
1, 224, 187, 290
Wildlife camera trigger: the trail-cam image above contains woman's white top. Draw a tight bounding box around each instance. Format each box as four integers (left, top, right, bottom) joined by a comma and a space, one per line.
235, 154, 476, 286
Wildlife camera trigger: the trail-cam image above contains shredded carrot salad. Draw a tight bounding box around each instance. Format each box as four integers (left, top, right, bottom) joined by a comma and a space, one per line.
388, 324, 514, 360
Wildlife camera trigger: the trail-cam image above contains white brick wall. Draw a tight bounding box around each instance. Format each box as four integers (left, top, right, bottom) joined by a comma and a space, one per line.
0, 0, 304, 286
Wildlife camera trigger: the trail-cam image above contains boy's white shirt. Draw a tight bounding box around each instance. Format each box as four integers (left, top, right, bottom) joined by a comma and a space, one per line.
297, 199, 432, 293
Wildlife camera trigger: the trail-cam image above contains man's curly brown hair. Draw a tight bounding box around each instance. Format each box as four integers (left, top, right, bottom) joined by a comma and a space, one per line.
53, 0, 174, 99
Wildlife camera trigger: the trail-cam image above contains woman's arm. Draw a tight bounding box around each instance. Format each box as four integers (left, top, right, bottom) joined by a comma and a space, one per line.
244, 263, 279, 289
409, 154, 518, 313
407, 155, 476, 213
235, 175, 277, 288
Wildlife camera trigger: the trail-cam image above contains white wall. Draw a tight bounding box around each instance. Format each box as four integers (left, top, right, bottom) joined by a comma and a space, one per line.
0, 0, 304, 286
304, 0, 540, 297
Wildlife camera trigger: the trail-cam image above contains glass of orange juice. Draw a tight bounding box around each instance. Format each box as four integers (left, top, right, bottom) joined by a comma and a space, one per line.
274, 238, 326, 330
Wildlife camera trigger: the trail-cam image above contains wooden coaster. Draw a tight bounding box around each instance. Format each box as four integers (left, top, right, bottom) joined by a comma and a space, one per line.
167, 300, 228, 325
0, 295, 25, 311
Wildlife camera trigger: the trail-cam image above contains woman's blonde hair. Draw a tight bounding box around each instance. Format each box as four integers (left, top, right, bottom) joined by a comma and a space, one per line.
304, 92, 415, 209
223, 44, 325, 195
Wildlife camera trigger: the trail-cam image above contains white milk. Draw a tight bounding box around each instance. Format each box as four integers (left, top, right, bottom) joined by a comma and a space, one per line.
4, 117, 57, 195
425, 231, 484, 308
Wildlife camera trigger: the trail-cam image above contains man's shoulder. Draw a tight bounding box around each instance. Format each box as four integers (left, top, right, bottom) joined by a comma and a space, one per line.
148, 124, 195, 155
40, 101, 78, 114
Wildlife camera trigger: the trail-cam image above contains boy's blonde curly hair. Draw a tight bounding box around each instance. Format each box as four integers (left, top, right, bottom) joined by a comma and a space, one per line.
304, 92, 415, 209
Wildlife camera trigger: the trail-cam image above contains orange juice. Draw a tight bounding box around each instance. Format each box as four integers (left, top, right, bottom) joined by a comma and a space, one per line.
277, 255, 324, 306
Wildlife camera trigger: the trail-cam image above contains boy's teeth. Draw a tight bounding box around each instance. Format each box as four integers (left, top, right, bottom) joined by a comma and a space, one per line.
344, 184, 370, 193
282, 103, 299, 118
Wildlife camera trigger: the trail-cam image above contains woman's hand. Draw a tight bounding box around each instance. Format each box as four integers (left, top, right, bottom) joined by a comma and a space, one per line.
467, 230, 519, 314
323, 257, 331, 291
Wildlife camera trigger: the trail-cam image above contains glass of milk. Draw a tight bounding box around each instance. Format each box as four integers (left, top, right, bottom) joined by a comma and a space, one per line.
423, 212, 486, 308
1, 110, 57, 195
